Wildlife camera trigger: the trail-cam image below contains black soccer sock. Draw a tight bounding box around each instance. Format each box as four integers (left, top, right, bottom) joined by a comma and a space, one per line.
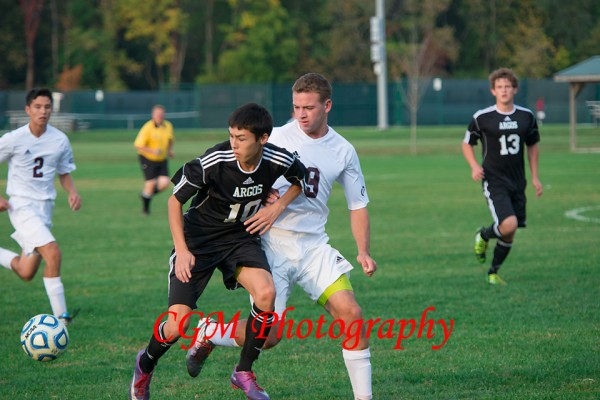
488, 240, 512, 274
481, 223, 502, 241
141, 192, 152, 214
237, 304, 274, 372
139, 321, 178, 373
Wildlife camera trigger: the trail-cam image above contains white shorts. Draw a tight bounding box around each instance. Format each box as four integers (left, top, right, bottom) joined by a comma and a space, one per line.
262, 227, 353, 315
7, 197, 55, 255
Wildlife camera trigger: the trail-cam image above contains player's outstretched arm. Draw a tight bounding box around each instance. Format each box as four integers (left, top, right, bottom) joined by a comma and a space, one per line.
350, 207, 377, 277
527, 143, 543, 197
59, 174, 81, 211
168, 194, 194, 283
461, 142, 484, 181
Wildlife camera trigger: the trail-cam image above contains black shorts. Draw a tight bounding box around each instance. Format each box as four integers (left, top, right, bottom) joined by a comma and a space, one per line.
167, 239, 271, 309
483, 180, 527, 228
139, 155, 169, 181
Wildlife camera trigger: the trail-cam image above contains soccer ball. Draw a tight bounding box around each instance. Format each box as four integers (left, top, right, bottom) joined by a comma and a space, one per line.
20, 314, 69, 361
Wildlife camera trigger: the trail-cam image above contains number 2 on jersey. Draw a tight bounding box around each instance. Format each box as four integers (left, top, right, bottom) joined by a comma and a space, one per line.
33, 157, 44, 177
499, 134, 520, 155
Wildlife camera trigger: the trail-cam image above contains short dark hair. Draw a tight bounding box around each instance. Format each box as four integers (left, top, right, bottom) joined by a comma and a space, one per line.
26, 88, 53, 106
488, 68, 518, 89
228, 103, 273, 140
292, 73, 332, 103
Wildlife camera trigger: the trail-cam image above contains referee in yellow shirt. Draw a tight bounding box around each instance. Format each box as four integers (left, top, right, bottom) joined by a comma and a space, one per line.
134, 105, 174, 215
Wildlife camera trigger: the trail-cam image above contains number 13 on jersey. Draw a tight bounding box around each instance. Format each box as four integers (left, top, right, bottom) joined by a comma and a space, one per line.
499, 134, 520, 155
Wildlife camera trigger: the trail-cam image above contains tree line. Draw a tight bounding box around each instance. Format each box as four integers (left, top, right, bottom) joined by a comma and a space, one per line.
4, 0, 599, 91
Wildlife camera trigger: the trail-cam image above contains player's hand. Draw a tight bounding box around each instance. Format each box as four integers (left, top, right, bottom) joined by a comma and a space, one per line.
357, 253, 377, 277
471, 165, 484, 181
0, 196, 10, 212
532, 177, 543, 197
244, 203, 284, 235
174, 249, 195, 283
68, 191, 82, 211
262, 188, 280, 206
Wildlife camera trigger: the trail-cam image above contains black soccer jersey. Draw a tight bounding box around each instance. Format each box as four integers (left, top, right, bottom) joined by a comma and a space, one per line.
464, 105, 540, 190
171, 140, 305, 253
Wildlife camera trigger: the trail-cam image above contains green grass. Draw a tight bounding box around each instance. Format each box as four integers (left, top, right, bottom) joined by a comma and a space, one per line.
0, 125, 599, 399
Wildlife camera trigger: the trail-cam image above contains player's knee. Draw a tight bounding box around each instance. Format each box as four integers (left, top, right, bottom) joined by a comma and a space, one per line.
500, 217, 518, 238
157, 176, 170, 191
253, 285, 276, 308
331, 301, 363, 323
342, 304, 364, 324
20, 270, 37, 282
43, 243, 62, 265
164, 320, 183, 340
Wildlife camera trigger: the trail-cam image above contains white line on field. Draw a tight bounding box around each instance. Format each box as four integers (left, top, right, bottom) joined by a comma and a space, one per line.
564, 206, 600, 223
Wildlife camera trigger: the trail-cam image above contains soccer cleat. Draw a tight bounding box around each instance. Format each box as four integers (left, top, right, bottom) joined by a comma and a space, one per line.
58, 308, 80, 326
186, 318, 216, 378
474, 227, 489, 264
129, 350, 154, 400
230, 366, 270, 400
487, 273, 507, 285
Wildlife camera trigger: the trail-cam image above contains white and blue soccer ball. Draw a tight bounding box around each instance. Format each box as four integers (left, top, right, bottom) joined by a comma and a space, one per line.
20, 314, 69, 361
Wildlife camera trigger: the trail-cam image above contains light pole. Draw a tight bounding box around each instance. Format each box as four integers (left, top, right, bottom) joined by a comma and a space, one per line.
371, 0, 388, 129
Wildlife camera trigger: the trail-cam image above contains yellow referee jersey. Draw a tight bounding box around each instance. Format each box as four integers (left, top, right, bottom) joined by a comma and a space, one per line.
134, 120, 174, 162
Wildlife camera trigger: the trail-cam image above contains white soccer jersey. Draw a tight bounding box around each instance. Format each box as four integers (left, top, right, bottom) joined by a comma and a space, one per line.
0, 124, 76, 201
268, 120, 369, 234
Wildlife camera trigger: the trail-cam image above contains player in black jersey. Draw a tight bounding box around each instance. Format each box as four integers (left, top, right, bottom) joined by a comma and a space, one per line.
129, 103, 306, 400
462, 68, 543, 285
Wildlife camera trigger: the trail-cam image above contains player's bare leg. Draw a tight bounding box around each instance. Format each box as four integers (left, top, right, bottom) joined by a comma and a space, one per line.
8, 242, 71, 319
324, 289, 372, 400
2, 239, 60, 281
156, 175, 171, 193
2, 250, 42, 280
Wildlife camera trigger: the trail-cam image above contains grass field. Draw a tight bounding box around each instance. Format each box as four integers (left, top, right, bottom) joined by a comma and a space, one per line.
0, 124, 599, 399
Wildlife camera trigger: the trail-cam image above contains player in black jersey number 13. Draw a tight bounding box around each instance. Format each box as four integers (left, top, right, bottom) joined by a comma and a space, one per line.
129, 103, 306, 400
462, 68, 543, 285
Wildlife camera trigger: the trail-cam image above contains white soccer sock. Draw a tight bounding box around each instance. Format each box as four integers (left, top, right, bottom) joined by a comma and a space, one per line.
0, 248, 18, 270
204, 321, 240, 347
43, 277, 67, 317
343, 347, 372, 400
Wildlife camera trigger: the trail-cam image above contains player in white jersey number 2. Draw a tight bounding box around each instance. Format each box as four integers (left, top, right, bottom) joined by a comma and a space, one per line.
187, 73, 377, 399
0, 88, 82, 324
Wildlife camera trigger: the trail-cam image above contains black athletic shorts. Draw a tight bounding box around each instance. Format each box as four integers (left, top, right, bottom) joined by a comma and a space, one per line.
483, 180, 527, 228
139, 155, 169, 181
167, 239, 271, 309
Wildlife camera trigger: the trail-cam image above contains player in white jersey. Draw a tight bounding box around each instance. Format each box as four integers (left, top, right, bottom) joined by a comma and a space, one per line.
0, 88, 82, 324
187, 73, 377, 399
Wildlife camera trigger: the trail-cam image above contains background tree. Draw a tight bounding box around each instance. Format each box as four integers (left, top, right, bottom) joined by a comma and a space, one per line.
3, 0, 600, 90
20, 0, 46, 90
201, 0, 298, 83
0, 5, 27, 89
117, 0, 190, 88
319, 0, 374, 82
387, 0, 458, 154
495, 2, 555, 78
